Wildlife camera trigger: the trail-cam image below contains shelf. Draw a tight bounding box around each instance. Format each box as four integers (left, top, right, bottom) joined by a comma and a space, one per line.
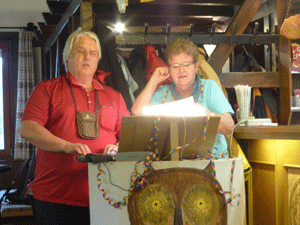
219, 72, 279, 88
234, 125, 300, 140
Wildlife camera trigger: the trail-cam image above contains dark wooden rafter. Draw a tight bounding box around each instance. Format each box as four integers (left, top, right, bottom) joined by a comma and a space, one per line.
47, 1, 70, 15
34, 22, 56, 44
36, 1, 71, 43
34, 30, 46, 42
93, 3, 235, 27
84, 0, 243, 5
43, 12, 62, 26
92, 4, 235, 17
207, 0, 264, 75
37, 22, 56, 35
44, 0, 82, 53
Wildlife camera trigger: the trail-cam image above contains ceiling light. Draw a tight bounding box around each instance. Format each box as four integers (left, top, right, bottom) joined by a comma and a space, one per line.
115, 22, 125, 33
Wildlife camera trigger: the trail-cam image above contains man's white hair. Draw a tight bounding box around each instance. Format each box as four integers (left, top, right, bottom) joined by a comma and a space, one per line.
62, 28, 101, 72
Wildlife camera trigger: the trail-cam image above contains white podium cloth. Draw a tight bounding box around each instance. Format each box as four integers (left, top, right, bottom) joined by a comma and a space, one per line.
88, 157, 245, 225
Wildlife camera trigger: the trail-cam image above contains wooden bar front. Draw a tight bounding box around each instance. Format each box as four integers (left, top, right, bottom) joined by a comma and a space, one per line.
234, 125, 300, 225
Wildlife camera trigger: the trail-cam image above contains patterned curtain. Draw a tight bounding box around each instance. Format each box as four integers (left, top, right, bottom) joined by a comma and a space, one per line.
14, 31, 37, 160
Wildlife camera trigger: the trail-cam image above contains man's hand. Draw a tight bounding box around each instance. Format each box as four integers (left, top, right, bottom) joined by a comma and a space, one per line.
21, 120, 93, 154
103, 144, 119, 155
63, 143, 91, 155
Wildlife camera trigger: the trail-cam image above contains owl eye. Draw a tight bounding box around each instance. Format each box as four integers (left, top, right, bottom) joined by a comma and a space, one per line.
195, 198, 206, 209
138, 184, 175, 225
151, 200, 162, 210
181, 184, 219, 224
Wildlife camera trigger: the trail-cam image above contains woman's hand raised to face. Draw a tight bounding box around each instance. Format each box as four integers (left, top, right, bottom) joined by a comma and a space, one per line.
150, 67, 170, 86
131, 67, 170, 116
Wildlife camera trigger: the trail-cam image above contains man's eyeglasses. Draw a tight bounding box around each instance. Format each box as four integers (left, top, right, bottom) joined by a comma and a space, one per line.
169, 62, 194, 70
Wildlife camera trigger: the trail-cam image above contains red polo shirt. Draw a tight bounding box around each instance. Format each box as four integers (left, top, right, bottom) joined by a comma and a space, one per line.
22, 72, 130, 207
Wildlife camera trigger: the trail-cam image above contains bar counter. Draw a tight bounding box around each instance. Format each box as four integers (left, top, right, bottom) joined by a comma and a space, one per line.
233, 125, 300, 225
234, 125, 300, 140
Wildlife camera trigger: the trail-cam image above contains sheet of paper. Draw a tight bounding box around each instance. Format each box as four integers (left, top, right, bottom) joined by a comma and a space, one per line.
143, 97, 206, 116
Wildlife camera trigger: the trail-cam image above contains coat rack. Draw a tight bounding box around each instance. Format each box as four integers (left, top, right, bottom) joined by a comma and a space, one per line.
115, 23, 280, 47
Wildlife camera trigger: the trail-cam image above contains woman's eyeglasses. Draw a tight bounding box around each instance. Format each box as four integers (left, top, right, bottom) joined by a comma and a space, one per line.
169, 61, 194, 70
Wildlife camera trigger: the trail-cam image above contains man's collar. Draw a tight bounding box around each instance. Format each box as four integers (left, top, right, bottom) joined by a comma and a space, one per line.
66, 71, 105, 91
93, 79, 103, 90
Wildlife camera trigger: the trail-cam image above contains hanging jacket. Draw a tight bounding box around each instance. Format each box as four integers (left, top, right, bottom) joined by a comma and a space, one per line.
144, 45, 172, 88
127, 46, 148, 98
251, 88, 267, 119
92, 21, 132, 110
116, 49, 138, 103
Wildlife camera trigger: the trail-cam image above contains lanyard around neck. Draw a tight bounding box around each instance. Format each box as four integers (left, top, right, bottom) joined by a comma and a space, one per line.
168, 78, 203, 103
65, 75, 97, 113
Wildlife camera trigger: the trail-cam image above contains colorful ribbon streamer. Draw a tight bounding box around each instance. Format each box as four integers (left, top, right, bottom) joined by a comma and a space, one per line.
97, 86, 239, 208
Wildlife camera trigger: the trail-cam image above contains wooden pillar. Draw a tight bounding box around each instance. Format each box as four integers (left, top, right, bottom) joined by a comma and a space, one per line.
278, 36, 292, 125
81, 2, 94, 30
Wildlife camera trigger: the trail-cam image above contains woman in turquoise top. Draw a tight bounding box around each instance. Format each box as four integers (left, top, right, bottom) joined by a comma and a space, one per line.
131, 38, 234, 158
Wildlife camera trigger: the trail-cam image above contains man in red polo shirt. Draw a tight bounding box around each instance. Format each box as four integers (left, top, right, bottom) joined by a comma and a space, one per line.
20, 29, 130, 224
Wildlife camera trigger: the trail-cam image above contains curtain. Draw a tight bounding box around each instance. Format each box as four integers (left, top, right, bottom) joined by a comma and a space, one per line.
14, 31, 37, 160
33, 46, 42, 85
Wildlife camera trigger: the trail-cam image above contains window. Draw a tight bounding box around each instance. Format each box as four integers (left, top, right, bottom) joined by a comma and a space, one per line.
0, 33, 18, 159
0, 51, 4, 150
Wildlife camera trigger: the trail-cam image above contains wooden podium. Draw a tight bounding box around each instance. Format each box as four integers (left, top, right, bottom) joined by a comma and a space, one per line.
88, 116, 245, 224
88, 158, 245, 225
118, 116, 221, 159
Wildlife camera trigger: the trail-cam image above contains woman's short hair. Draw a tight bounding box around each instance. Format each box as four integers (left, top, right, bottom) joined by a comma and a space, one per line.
165, 38, 199, 64
62, 28, 101, 72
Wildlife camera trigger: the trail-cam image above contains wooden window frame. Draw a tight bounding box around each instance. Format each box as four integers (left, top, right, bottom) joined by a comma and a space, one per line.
0, 32, 18, 159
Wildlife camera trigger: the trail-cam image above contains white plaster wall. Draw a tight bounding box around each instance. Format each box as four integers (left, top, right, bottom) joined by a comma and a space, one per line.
0, 0, 49, 27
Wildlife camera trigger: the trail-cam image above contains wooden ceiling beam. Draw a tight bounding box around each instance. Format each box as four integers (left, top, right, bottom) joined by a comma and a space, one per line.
207, 0, 264, 74
92, 3, 234, 17
47, 1, 70, 15
44, 0, 82, 53
84, 0, 242, 5
34, 29, 49, 42
37, 22, 56, 35
43, 12, 63, 25
93, 3, 234, 26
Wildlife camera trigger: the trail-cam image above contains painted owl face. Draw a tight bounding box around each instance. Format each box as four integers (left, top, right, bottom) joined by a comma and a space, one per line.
127, 164, 227, 225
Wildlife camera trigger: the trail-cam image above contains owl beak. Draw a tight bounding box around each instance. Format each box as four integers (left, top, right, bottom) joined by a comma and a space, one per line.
174, 206, 183, 225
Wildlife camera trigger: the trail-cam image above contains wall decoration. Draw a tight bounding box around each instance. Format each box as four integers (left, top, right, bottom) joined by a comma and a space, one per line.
127, 163, 227, 224
288, 168, 300, 225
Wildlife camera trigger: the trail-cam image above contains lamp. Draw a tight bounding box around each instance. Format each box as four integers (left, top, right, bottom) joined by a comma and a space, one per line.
114, 22, 125, 33
142, 97, 206, 117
